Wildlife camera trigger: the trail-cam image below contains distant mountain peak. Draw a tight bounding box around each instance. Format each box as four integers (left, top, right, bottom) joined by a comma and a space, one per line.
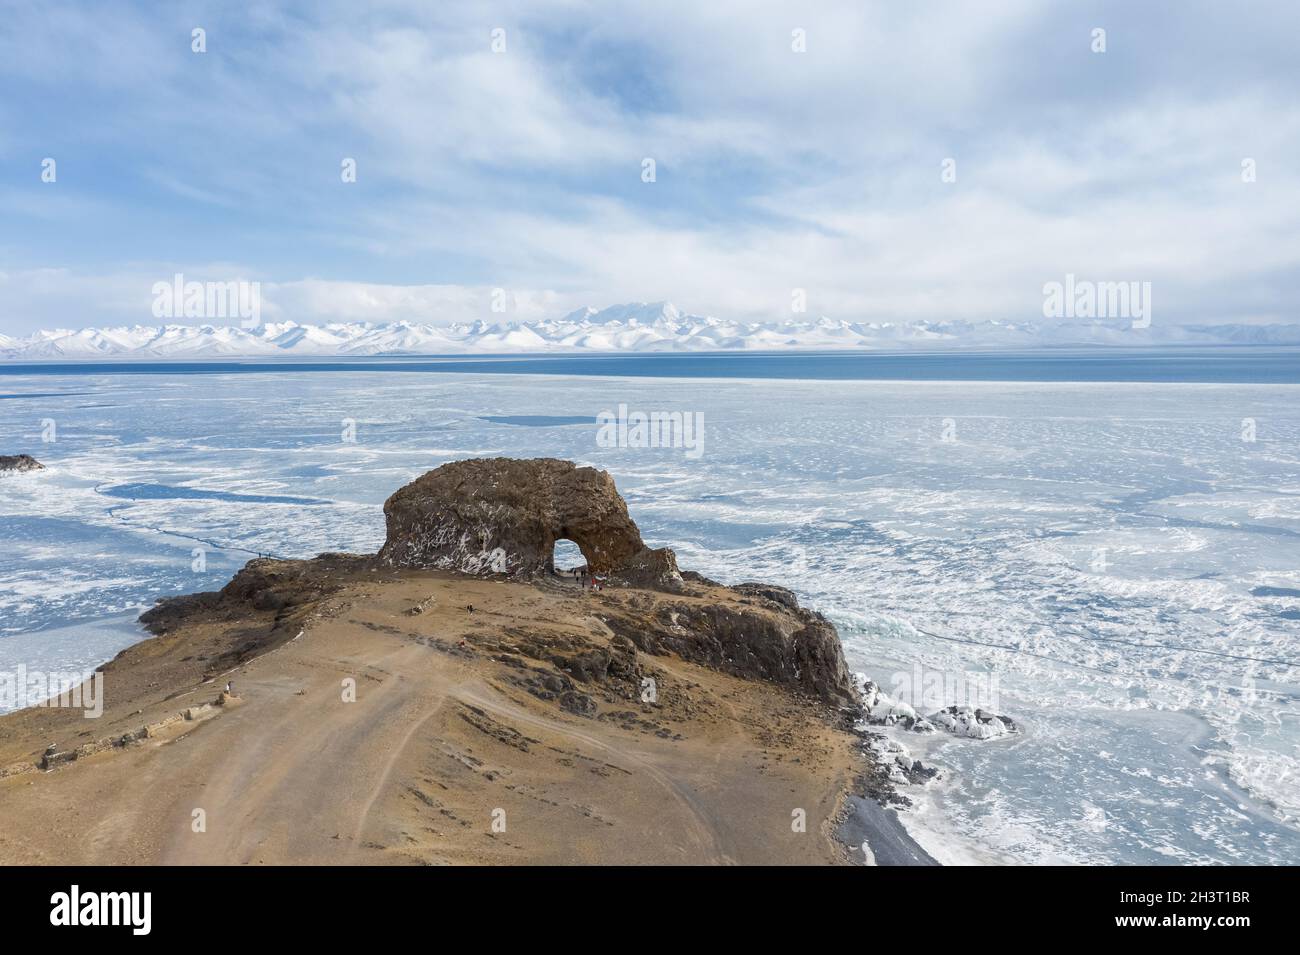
3, 309, 1299, 359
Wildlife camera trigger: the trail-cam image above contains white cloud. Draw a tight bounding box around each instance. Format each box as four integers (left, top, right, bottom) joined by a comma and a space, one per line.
1, 0, 1298, 333
262, 279, 568, 325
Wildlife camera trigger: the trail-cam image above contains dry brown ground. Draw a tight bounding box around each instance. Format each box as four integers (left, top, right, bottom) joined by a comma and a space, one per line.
0, 571, 862, 865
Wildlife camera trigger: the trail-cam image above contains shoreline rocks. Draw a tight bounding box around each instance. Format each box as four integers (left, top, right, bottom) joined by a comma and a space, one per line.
929, 705, 1017, 740
857, 677, 1018, 741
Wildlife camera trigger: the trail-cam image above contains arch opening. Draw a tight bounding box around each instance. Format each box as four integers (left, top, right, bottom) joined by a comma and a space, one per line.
549, 538, 587, 576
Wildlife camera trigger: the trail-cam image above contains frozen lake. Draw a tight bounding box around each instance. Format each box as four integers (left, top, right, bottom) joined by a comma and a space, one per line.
1, 359, 1297, 864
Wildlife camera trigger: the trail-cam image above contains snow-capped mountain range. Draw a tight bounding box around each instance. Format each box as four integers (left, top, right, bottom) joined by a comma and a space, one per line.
3, 302, 1299, 359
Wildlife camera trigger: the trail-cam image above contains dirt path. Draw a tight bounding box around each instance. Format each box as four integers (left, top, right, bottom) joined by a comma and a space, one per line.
458, 683, 734, 862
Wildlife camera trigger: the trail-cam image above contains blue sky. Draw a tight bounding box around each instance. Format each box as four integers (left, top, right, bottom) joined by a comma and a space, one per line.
1, 0, 1298, 333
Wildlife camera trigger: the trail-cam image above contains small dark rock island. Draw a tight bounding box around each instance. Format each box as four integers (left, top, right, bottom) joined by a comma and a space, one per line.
0, 454, 44, 472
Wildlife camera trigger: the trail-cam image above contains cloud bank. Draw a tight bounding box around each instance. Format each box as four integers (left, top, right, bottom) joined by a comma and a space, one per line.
1, 0, 1297, 334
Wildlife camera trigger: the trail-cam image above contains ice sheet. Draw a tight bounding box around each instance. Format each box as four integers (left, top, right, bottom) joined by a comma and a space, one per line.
1, 370, 1296, 863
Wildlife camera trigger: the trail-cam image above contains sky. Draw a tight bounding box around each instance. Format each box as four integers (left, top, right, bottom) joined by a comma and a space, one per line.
1, 0, 1298, 335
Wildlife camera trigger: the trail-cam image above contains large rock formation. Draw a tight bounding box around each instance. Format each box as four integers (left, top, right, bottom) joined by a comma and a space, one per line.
0, 454, 43, 472
378, 458, 682, 589
140, 458, 858, 708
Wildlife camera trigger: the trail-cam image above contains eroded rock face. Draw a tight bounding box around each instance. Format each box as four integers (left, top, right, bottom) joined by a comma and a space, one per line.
378, 457, 682, 589
0, 455, 43, 472
602, 583, 857, 707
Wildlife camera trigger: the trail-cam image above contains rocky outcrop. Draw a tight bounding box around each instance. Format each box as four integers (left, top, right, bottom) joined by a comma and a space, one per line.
139, 459, 857, 709
0, 454, 43, 472
603, 582, 856, 707
138, 553, 366, 678
378, 457, 682, 589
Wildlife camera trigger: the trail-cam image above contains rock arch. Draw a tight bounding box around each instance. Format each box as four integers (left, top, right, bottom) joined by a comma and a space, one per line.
378, 458, 682, 589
